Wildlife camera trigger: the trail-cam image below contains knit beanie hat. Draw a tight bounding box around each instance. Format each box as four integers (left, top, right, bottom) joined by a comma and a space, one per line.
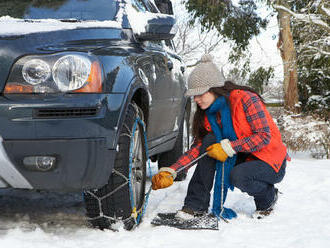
185, 54, 225, 97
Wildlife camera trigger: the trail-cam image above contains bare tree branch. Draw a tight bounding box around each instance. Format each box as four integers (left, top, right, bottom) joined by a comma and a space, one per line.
274, 4, 330, 32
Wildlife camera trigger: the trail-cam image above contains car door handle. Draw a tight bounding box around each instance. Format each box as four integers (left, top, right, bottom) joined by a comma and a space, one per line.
167, 60, 173, 70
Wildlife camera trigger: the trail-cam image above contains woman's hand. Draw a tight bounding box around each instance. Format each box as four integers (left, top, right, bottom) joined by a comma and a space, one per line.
152, 167, 176, 190
206, 143, 228, 162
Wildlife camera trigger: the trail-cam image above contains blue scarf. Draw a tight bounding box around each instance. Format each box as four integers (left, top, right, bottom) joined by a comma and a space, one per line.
206, 96, 237, 219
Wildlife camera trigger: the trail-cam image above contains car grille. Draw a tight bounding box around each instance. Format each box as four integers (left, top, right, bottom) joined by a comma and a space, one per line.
33, 107, 99, 119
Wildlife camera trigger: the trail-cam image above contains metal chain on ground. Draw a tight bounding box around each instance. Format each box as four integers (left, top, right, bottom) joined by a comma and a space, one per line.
85, 168, 130, 222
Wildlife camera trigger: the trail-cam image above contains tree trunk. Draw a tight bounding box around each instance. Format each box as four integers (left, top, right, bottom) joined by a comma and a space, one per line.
276, 0, 299, 112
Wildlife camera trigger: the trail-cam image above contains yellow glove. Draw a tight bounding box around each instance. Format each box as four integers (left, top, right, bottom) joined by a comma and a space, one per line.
152, 171, 174, 190
206, 143, 228, 162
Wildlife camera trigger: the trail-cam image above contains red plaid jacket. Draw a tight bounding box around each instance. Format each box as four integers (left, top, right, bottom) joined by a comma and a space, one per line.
170, 90, 289, 173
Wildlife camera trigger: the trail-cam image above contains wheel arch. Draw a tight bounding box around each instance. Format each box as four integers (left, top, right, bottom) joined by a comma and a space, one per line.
131, 87, 149, 125
114, 80, 150, 147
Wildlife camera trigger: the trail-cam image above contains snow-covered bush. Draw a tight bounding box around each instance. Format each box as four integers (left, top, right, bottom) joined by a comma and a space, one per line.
277, 113, 330, 159
292, 0, 330, 119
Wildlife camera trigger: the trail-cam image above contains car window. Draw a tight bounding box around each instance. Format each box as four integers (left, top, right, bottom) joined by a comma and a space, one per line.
131, 0, 158, 13
0, 0, 118, 21
153, 0, 173, 14
143, 0, 159, 13
131, 0, 148, 12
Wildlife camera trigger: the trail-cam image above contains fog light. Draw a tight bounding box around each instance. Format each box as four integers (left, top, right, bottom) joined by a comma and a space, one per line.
23, 156, 56, 171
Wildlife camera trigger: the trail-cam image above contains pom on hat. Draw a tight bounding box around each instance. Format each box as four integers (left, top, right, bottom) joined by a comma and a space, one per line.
200, 54, 213, 63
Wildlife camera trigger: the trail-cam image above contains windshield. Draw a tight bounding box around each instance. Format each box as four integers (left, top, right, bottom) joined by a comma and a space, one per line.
0, 0, 119, 21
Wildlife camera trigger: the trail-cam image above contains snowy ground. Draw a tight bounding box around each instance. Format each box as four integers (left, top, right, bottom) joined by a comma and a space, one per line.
0, 152, 329, 248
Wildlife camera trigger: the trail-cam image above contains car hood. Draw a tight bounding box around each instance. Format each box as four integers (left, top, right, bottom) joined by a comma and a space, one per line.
0, 28, 126, 91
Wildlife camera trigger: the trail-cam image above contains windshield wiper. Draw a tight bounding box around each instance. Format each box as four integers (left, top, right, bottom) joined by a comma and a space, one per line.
22, 19, 81, 23
59, 19, 81, 23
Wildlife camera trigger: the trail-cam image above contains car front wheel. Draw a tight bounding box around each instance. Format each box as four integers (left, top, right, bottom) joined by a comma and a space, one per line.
84, 102, 147, 230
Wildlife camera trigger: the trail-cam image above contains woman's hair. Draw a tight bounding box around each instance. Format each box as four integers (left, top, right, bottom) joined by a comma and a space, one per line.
191, 81, 265, 141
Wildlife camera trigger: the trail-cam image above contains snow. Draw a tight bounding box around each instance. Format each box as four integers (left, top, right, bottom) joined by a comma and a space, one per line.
273, 4, 329, 31
0, 16, 121, 36
0, 153, 329, 248
0, 1, 329, 246
0, 0, 173, 37
321, 5, 330, 17
125, 0, 175, 35
280, 113, 329, 157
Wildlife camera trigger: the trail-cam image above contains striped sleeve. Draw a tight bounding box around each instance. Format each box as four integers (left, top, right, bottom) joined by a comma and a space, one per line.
230, 91, 271, 153
169, 139, 202, 172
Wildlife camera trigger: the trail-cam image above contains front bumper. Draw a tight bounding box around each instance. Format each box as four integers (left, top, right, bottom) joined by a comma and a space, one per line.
1, 138, 115, 191
0, 93, 125, 191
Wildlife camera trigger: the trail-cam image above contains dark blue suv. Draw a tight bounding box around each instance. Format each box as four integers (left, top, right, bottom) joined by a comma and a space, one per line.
0, 0, 190, 230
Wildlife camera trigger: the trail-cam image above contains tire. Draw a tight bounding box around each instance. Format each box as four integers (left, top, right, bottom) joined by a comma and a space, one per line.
158, 105, 190, 181
84, 102, 147, 230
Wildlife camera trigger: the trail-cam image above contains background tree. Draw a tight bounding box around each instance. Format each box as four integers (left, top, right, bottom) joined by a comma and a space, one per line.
183, 0, 329, 116
247, 66, 274, 94
0, 0, 67, 18
171, 2, 225, 67
275, 0, 329, 119
225, 47, 275, 95
274, 0, 299, 111
173, 20, 225, 67
184, 0, 268, 50
184, 0, 299, 111
172, 1, 276, 92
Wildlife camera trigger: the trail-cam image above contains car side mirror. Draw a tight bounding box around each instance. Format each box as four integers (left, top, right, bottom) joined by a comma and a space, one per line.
135, 15, 177, 41
154, 0, 174, 15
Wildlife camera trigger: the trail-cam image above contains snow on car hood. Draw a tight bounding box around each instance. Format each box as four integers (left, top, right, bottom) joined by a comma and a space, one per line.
0, 16, 122, 37
0, 0, 174, 37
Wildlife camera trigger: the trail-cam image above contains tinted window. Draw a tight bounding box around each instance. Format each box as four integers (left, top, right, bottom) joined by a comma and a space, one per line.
143, 0, 158, 13
130, 0, 147, 12
154, 0, 173, 14
0, 0, 118, 21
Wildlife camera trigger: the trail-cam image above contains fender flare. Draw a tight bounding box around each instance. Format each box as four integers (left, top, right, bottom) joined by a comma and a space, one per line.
114, 78, 150, 149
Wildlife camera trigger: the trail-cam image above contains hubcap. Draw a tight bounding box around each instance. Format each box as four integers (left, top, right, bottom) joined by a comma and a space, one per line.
130, 124, 145, 208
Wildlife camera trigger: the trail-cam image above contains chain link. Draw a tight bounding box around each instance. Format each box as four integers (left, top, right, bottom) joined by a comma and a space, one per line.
85, 112, 152, 228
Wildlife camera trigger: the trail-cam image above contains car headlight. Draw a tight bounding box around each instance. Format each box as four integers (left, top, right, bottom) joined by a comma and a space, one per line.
53, 55, 91, 92
4, 52, 103, 94
22, 59, 51, 85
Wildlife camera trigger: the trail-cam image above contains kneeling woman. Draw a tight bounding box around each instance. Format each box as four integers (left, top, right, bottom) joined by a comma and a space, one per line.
152, 54, 289, 219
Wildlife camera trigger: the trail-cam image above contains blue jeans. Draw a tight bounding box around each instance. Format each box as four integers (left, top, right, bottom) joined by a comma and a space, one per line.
230, 157, 286, 210
184, 134, 217, 212
184, 133, 286, 211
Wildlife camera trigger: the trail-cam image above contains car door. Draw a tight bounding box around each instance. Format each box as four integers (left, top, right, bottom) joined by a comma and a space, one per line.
164, 40, 187, 133
133, 0, 181, 144
145, 41, 177, 139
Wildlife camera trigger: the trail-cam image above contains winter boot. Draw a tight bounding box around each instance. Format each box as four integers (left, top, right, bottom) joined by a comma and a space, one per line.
175, 206, 206, 220
254, 188, 279, 219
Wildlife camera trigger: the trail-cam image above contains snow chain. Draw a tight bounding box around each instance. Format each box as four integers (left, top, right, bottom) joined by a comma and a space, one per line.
128, 113, 152, 226
85, 107, 152, 229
